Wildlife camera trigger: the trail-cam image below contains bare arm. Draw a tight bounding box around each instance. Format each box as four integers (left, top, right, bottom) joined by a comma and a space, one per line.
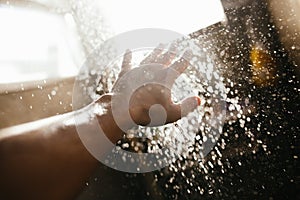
0, 94, 121, 200
0, 47, 200, 200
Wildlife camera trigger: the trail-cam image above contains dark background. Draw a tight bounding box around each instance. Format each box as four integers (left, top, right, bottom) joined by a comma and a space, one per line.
77, 0, 299, 199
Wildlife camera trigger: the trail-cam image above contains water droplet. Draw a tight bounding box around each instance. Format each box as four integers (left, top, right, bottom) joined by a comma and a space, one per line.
51, 90, 57, 96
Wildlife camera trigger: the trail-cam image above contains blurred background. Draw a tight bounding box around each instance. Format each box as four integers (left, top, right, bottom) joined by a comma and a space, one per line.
0, 0, 299, 199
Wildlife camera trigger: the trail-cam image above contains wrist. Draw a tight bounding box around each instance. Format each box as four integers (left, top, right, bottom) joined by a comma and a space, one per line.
93, 94, 131, 143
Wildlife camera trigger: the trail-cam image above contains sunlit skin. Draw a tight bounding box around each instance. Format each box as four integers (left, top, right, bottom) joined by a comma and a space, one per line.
0, 46, 200, 200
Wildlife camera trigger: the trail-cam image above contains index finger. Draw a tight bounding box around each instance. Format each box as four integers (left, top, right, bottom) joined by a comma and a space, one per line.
119, 49, 132, 78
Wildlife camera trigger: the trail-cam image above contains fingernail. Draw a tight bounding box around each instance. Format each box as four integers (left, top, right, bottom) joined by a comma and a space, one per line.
196, 97, 201, 106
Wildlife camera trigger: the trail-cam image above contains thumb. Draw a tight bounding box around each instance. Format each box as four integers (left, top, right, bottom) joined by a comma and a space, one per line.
168, 96, 201, 122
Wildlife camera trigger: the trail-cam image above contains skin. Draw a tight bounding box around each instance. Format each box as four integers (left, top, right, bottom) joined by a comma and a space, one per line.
0, 45, 200, 200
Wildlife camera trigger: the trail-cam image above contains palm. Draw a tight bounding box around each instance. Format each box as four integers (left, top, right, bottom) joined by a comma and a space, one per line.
111, 45, 200, 128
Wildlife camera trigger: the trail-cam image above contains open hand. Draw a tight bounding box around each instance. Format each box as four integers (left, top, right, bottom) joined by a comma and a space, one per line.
110, 45, 201, 129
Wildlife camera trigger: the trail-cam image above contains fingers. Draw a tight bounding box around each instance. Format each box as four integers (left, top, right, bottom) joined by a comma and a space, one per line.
169, 50, 192, 74
119, 49, 132, 78
155, 43, 177, 66
140, 43, 165, 65
168, 96, 200, 123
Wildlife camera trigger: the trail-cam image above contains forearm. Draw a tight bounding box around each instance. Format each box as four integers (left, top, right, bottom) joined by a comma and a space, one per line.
0, 111, 95, 199
0, 96, 123, 200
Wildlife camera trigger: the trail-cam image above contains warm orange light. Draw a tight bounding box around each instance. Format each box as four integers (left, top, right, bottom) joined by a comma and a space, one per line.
250, 44, 276, 86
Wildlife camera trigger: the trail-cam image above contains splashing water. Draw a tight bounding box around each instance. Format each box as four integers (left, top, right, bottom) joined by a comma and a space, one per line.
66, 0, 299, 199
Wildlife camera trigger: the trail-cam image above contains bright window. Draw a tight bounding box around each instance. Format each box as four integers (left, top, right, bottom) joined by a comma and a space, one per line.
0, 6, 83, 83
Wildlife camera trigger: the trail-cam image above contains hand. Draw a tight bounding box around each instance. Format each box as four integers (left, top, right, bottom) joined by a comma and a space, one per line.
110, 45, 201, 129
